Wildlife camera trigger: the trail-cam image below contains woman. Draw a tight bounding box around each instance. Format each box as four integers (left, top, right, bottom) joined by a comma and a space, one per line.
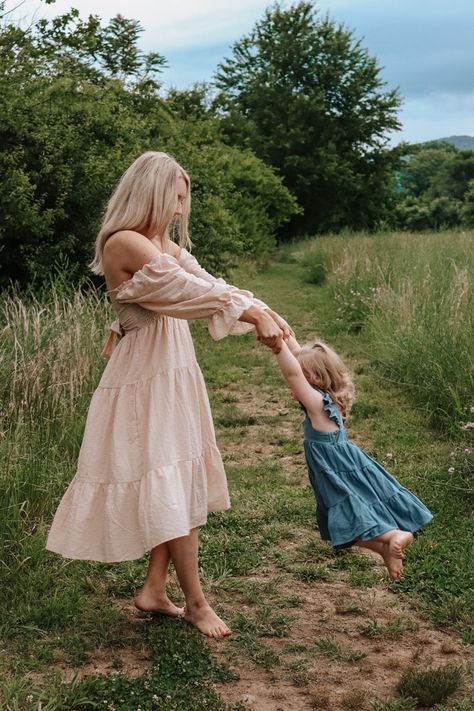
46, 151, 292, 638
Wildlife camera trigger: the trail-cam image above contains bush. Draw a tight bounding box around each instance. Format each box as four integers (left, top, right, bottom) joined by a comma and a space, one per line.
302, 250, 329, 285
396, 665, 462, 707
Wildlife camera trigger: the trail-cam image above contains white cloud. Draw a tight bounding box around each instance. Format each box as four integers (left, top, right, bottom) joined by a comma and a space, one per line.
396, 92, 474, 144
17, 0, 269, 49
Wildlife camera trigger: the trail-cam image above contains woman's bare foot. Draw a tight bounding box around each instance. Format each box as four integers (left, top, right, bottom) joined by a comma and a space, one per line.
134, 588, 184, 617
184, 601, 231, 639
382, 531, 414, 581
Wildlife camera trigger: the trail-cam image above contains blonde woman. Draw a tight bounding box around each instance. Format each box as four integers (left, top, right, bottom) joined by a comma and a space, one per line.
47, 151, 292, 638
275, 337, 432, 581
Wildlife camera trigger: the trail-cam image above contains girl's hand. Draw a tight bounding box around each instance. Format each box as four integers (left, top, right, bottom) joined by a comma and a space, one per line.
266, 309, 295, 341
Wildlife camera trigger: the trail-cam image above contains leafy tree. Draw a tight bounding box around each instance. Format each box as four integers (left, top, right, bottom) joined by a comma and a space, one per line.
214, 1, 402, 236
0, 2, 296, 288
396, 142, 474, 230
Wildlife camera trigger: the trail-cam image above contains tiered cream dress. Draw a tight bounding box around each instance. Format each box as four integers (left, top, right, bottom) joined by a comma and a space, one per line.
46, 249, 266, 562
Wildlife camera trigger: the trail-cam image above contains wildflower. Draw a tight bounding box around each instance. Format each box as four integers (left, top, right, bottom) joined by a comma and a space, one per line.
465, 448, 472, 455
385, 452, 394, 459
26, 696, 33, 705
449, 451, 456, 458
462, 422, 474, 430
448, 467, 455, 474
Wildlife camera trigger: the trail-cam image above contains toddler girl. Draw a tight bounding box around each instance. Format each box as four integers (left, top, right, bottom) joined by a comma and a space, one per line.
275, 337, 432, 580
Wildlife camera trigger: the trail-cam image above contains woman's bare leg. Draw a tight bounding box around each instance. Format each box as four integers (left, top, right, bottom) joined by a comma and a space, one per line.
134, 542, 184, 616
167, 528, 231, 639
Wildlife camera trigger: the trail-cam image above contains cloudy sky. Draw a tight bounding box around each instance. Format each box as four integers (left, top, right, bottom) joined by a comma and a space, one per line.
18, 0, 474, 144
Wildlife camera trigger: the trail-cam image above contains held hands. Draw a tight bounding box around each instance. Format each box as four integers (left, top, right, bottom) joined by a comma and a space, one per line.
255, 310, 294, 354
265, 309, 295, 342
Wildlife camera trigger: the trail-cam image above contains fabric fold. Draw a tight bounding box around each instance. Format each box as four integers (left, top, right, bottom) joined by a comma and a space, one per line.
114, 253, 255, 340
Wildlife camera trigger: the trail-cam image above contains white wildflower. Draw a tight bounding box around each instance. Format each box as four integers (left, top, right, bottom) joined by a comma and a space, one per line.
448, 467, 455, 474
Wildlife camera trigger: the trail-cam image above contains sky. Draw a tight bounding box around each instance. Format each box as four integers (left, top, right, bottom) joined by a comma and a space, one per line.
15, 0, 474, 144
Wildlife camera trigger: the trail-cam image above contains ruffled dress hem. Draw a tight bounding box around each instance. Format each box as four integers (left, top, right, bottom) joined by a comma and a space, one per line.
46, 445, 230, 563
317, 488, 433, 550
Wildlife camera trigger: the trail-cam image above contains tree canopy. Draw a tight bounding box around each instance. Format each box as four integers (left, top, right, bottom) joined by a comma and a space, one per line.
214, 1, 402, 236
0, 2, 297, 289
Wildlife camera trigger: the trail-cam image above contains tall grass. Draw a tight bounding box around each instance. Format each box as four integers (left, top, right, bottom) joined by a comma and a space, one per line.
0, 283, 110, 563
299, 231, 474, 434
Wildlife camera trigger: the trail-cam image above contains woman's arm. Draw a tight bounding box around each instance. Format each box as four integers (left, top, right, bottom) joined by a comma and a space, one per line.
176, 247, 295, 343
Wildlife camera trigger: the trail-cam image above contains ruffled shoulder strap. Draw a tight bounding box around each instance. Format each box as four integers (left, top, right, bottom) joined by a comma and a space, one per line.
298, 387, 342, 428
315, 388, 343, 428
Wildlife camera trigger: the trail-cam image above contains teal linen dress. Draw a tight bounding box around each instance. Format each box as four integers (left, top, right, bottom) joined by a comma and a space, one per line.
302, 389, 433, 549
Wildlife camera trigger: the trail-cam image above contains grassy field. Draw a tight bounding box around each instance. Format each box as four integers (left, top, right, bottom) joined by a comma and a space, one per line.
0, 231, 473, 710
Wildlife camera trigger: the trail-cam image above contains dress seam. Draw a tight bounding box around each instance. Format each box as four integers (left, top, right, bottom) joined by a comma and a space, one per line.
76, 444, 220, 484
99, 363, 200, 389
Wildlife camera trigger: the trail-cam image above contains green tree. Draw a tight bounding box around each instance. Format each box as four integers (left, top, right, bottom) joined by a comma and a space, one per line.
214, 1, 402, 236
396, 142, 474, 230
0, 3, 297, 288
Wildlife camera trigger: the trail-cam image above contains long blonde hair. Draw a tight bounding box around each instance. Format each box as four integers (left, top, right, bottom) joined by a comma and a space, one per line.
297, 339, 354, 418
89, 151, 191, 275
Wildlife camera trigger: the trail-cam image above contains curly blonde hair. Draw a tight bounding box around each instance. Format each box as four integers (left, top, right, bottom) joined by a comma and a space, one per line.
297, 339, 354, 418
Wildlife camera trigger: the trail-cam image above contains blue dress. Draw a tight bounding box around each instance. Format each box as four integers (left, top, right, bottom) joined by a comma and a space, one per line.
302, 389, 433, 549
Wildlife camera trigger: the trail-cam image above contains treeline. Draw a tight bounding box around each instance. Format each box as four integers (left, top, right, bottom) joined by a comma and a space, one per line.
395, 142, 474, 231
1, 1, 473, 290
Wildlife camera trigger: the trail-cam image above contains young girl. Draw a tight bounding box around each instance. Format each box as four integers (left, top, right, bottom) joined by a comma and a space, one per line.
275, 337, 432, 580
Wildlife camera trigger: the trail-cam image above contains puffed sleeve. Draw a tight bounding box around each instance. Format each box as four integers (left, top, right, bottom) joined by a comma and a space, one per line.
178, 249, 269, 311
114, 253, 256, 340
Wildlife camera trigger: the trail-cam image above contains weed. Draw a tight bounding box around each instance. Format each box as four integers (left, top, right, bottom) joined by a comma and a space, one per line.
315, 638, 368, 663
290, 565, 332, 583
369, 697, 417, 711
358, 618, 410, 638
396, 664, 463, 707
341, 686, 368, 709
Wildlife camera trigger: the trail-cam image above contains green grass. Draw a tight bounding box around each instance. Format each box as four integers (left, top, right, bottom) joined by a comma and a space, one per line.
396, 664, 463, 707
314, 638, 368, 663
1, 231, 473, 707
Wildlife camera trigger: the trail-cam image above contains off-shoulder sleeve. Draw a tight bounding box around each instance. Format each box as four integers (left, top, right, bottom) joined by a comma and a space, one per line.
178, 249, 269, 311
114, 254, 255, 340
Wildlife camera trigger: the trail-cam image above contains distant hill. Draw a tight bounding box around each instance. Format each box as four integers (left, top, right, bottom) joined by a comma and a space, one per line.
436, 135, 474, 150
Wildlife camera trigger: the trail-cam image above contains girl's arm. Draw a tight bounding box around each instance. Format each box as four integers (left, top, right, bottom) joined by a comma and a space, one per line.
275, 341, 321, 411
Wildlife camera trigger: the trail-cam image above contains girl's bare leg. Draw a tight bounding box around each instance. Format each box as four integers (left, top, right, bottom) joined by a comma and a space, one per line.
134, 542, 184, 616
167, 528, 231, 639
355, 530, 413, 581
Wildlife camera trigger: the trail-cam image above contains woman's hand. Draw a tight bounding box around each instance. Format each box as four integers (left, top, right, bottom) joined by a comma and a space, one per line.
265, 309, 295, 342
254, 311, 284, 353
238, 306, 284, 352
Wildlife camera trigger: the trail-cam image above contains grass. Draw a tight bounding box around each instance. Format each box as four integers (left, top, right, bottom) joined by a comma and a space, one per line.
314, 638, 368, 662
369, 698, 417, 711
1, 231, 473, 707
396, 664, 463, 707
280, 230, 474, 433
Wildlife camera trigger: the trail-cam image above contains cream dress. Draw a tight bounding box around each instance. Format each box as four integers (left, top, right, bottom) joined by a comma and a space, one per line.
46, 250, 266, 562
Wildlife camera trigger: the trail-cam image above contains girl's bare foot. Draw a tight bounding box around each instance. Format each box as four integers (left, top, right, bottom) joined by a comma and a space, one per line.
389, 531, 414, 559
184, 602, 231, 639
382, 531, 414, 581
134, 588, 184, 617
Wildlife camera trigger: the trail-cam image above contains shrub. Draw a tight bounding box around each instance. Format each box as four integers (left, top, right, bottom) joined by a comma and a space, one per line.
396, 665, 462, 707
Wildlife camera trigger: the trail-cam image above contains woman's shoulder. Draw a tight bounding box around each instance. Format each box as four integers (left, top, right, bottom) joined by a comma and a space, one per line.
104, 230, 151, 257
